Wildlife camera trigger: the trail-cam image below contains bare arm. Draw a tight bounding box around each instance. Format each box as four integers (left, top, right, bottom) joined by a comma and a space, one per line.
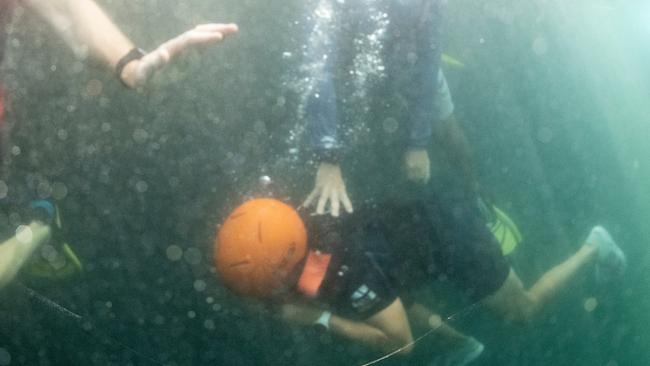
280, 298, 413, 354
23, 0, 238, 88
24, 0, 138, 65
434, 114, 478, 192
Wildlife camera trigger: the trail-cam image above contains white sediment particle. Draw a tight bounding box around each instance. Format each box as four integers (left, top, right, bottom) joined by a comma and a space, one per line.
166, 245, 183, 261
382, 117, 399, 134
37, 181, 52, 198
57, 129, 68, 140
184, 247, 203, 265
204, 319, 216, 330
135, 180, 148, 193
584, 297, 598, 312
51, 182, 68, 200
132, 128, 149, 143
193, 279, 207, 292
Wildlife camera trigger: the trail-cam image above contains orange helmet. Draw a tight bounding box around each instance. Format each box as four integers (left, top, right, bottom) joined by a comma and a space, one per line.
214, 198, 307, 298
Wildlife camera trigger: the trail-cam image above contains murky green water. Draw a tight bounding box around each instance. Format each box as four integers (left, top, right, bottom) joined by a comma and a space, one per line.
0, 0, 648, 365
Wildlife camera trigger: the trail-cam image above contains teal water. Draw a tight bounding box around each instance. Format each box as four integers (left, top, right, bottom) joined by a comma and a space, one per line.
0, 0, 648, 365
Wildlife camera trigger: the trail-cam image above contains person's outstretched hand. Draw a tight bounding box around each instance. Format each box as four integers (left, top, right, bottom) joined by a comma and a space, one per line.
404, 148, 430, 184
121, 23, 239, 88
303, 163, 353, 217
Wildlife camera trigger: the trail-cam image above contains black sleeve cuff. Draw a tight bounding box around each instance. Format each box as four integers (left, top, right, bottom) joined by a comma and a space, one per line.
313, 148, 343, 164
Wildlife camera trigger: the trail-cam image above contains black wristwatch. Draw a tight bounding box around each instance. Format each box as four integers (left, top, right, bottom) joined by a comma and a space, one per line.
313, 310, 332, 331
115, 48, 146, 88
314, 149, 342, 164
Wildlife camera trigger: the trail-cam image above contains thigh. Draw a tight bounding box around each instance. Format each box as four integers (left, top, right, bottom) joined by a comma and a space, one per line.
366, 297, 414, 350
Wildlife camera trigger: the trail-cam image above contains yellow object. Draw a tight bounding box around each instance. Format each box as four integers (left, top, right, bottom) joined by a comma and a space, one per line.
441, 53, 465, 68
25, 242, 83, 280
488, 205, 522, 256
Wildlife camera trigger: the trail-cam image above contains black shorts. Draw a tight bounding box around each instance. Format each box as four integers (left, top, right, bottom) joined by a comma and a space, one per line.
364, 188, 511, 302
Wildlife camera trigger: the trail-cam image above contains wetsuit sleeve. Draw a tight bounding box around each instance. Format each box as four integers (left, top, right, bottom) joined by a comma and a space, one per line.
304, 1, 342, 162
391, 0, 442, 149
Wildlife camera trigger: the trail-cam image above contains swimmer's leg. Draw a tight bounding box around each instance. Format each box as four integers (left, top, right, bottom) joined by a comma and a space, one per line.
0, 222, 51, 290
408, 302, 469, 346
484, 242, 598, 323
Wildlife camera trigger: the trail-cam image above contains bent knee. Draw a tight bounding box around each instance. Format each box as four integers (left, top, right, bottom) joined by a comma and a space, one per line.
500, 294, 540, 324
378, 332, 414, 356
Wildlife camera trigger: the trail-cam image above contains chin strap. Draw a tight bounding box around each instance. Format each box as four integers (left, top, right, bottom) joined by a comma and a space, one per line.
297, 250, 332, 298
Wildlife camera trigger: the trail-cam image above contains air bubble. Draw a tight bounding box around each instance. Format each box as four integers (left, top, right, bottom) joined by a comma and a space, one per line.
204, 319, 216, 330
193, 280, 207, 292
166, 245, 183, 261
57, 129, 68, 141
133, 128, 149, 144
584, 297, 598, 312
135, 181, 148, 193
51, 182, 68, 200
184, 248, 203, 266
382, 117, 399, 134
0, 347, 11, 366
86, 79, 103, 97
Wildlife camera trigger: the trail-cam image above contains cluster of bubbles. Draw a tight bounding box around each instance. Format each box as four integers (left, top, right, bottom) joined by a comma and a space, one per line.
349, 1, 388, 102
286, 0, 390, 148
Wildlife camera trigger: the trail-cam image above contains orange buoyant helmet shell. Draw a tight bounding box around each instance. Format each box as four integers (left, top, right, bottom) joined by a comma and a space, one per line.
214, 198, 307, 298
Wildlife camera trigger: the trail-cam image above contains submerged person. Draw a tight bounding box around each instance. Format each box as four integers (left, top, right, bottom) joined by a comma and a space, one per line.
217, 198, 624, 365
217, 198, 476, 363
296, 0, 627, 363
0, 0, 238, 290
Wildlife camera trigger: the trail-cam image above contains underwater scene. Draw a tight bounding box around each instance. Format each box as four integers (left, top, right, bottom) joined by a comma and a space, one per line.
0, 0, 648, 365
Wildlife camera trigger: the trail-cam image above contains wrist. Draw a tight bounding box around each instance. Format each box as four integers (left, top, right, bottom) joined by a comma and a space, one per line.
313, 148, 342, 164
313, 310, 332, 331
115, 48, 146, 88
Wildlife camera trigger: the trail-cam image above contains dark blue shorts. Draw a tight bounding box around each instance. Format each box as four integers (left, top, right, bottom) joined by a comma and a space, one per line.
360, 190, 511, 302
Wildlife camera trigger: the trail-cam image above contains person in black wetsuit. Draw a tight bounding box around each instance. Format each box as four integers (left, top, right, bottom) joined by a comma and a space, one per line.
0, 0, 237, 290
289, 0, 627, 364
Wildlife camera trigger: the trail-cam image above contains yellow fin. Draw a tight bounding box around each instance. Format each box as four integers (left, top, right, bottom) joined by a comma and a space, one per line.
442, 53, 465, 68
489, 205, 522, 256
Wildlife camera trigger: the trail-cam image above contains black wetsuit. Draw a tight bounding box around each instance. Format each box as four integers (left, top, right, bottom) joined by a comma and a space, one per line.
307, 197, 510, 320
